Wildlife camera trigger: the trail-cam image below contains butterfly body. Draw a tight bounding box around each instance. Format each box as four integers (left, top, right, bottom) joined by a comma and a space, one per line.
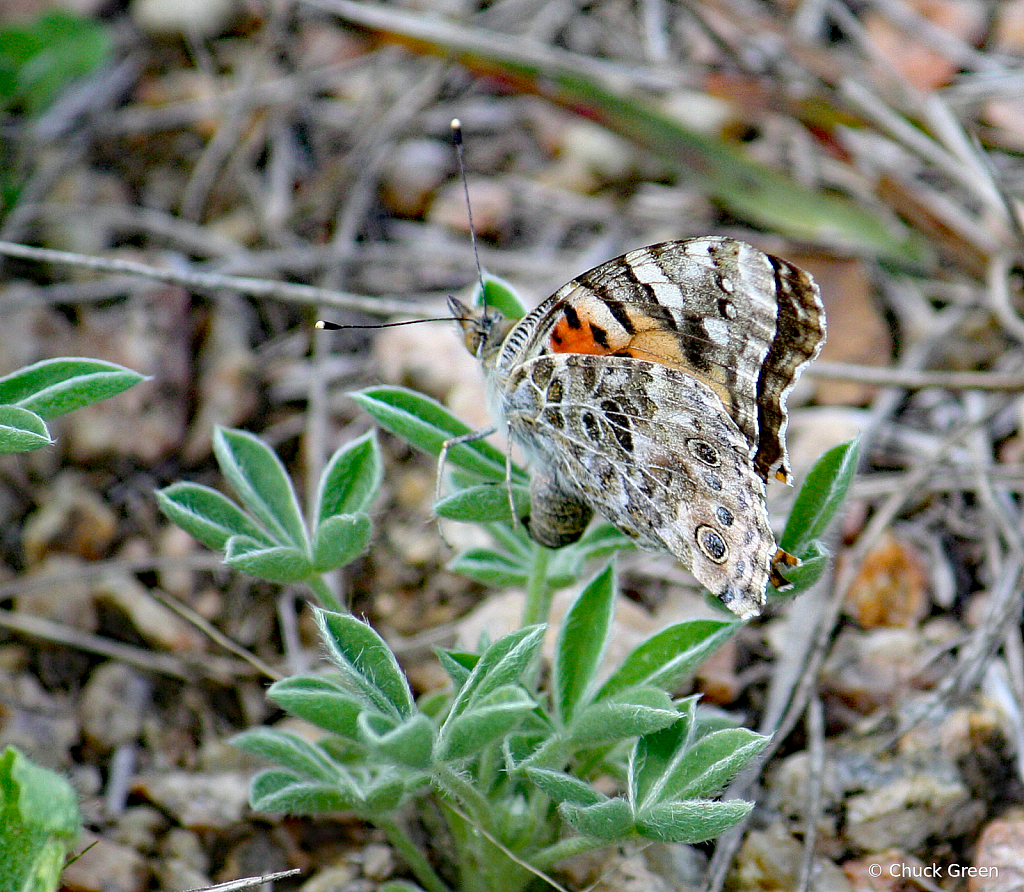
451, 237, 825, 619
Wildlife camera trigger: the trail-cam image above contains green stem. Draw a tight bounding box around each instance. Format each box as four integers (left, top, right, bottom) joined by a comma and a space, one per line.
530, 834, 609, 872
307, 574, 343, 613
432, 763, 494, 827
377, 815, 453, 892
521, 544, 551, 627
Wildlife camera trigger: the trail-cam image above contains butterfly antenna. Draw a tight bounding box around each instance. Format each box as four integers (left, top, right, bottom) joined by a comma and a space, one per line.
314, 317, 455, 331
451, 119, 489, 315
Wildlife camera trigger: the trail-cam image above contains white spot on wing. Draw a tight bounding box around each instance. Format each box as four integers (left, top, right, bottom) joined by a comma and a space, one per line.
651, 282, 682, 304
704, 317, 729, 345
630, 258, 672, 285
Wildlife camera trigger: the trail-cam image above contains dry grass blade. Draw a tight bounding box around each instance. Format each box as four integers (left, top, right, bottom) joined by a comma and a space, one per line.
172, 869, 302, 892
305, 0, 927, 261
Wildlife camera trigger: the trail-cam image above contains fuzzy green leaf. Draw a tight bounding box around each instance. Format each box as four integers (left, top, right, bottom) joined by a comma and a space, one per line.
213, 427, 308, 549
635, 799, 752, 842
0, 357, 145, 420
231, 728, 338, 782
569, 523, 634, 562
317, 431, 382, 522
597, 620, 737, 700
315, 610, 415, 718
0, 11, 112, 116
525, 767, 606, 806
311, 513, 372, 572
266, 676, 363, 738
445, 626, 544, 722
553, 564, 616, 724
436, 650, 475, 691
449, 547, 530, 588
156, 483, 271, 552
0, 406, 50, 453
781, 437, 860, 554
224, 537, 313, 583
438, 685, 536, 761
568, 688, 678, 748
774, 540, 830, 595
559, 797, 634, 841
636, 728, 769, 808
352, 386, 522, 483
468, 274, 528, 319
360, 713, 435, 770
0, 745, 81, 892
249, 771, 361, 813
433, 483, 530, 524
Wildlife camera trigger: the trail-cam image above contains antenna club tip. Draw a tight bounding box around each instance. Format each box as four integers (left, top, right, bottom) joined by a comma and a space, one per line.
314, 320, 327, 329
451, 119, 462, 144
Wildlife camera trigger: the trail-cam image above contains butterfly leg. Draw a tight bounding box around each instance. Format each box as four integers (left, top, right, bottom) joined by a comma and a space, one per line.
524, 470, 593, 548
769, 547, 800, 591
435, 426, 501, 547
435, 425, 499, 505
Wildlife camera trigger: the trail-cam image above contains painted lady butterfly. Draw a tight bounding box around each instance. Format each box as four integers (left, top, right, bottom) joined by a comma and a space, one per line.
449, 237, 826, 619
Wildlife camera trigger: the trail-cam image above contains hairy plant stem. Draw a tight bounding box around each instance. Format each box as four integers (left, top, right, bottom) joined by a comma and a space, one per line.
522, 544, 552, 627
377, 815, 453, 892
308, 575, 343, 613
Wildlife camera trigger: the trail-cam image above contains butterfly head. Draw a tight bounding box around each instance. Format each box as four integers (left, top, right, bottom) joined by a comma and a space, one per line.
448, 296, 515, 364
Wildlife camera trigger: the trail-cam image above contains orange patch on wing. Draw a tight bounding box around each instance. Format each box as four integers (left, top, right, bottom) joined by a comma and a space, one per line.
550, 323, 612, 354
549, 317, 739, 414
623, 330, 736, 414
549, 315, 624, 355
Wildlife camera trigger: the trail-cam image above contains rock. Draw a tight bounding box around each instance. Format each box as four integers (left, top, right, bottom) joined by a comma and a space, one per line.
360, 842, 395, 881
0, 671, 78, 770
61, 833, 150, 892
91, 572, 203, 652
971, 814, 1024, 892
17, 555, 98, 632
132, 0, 239, 37
300, 865, 360, 892
111, 806, 167, 852
381, 139, 452, 218
844, 532, 930, 629
735, 825, 854, 892
132, 770, 250, 829
80, 662, 150, 751
21, 474, 118, 565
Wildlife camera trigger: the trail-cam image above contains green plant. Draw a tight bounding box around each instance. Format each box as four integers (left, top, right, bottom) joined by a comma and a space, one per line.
0, 746, 81, 892
0, 356, 144, 892
0, 10, 111, 118
0, 10, 112, 216
157, 402, 856, 892
158, 427, 381, 614
0, 358, 146, 455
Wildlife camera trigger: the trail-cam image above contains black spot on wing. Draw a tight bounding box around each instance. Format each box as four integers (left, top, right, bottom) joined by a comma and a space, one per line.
680, 314, 712, 372
600, 398, 633, 455
589, 323, 610, 349
562, 304, 583, 329
601, 297, 637, 335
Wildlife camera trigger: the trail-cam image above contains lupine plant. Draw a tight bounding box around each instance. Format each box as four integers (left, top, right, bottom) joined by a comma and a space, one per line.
0, 358, 145, 454
0, 356, 144, 892
157, 277, 857, 892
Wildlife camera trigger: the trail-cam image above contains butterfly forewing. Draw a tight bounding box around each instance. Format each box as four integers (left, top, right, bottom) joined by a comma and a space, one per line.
457, 236, 826, 618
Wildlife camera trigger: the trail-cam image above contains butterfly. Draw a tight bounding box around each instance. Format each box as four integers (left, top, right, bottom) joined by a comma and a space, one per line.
449, 236, 826, 619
